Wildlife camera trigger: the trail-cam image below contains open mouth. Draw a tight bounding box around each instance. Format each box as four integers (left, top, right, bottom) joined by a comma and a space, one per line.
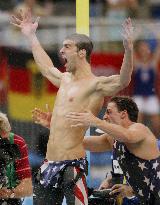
61, 55, 68, 66
64, 57, 67, 64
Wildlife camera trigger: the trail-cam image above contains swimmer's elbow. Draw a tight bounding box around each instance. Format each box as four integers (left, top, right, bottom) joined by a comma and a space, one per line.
120, 77, 131, 89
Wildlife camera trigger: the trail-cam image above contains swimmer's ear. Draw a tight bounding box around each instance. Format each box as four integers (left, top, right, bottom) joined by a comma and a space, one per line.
78, 49, 86, 58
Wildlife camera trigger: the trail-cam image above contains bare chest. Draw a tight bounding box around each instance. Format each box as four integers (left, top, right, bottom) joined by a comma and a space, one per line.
56, 82, 89, 107
52, 76, 103, 118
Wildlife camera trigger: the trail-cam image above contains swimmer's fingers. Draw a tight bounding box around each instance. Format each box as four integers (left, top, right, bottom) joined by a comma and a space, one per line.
32, 112, 41, 124
10, 21, 22, 28
34, 110, 48, 120
66, 111, 91, 119
67, 112, 83, 116
34, 16, 40, 24
32, 108, 44, 122
122, 18, 133, 34
10, 15, 22, 25
69, 118, 91, 127
66, 111, 96, 127
10, 10, 25, 27
32, 108, 42, 116
25, 8, 32, 21
19, 9, 25, 20
32, 113, 41, 121
121, 18, 134, 44
45, 104, 52, 113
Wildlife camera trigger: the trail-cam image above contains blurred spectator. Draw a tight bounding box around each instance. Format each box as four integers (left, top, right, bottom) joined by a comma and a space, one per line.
43, 0, 55, 16
0, 0, 16, 12
13, 0, 54, 17
102, 0, 138, 46
90, 0, 105, 17
149, 0, 160, 19
105, 0, 139, 20
158, 139, 160, 149
136, 0, 150, 19
133, 39, 160, 138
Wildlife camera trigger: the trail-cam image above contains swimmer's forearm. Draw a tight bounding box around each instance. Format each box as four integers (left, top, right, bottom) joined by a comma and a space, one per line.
93, 118, 132, 143
28, 34, 54, 75
120, 48, 133, 88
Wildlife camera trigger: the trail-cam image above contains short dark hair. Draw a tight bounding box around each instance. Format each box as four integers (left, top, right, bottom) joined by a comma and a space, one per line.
65, 33, 93, 63
110, 96, 139, 122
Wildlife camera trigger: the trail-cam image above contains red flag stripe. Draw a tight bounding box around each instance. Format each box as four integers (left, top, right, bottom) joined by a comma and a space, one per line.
73, 167, 88, 205
74, 184, 85, 204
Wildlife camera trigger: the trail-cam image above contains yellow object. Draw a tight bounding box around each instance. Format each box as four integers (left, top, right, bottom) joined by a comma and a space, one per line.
116, 196, 123, 205
116, 176, 127, 205
8, 92, 55, 121
76, 0, 89, 36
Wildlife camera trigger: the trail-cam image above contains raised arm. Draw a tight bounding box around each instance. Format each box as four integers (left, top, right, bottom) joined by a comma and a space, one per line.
96, 18, 134, 96
10, 10, 62, 87
119, 18, 134, 87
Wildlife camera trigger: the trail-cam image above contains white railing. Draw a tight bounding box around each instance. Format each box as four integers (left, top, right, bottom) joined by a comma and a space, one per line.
0, 14, 160, 50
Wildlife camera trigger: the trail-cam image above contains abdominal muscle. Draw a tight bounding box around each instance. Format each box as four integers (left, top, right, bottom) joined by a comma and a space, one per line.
46, 115, 87, 161
45, 75, 103, 161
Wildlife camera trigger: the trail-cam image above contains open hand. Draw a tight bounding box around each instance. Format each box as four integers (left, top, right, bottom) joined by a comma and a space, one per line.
32, 104, 52, 128
122, 18, 134, 51
66, 110, 98, 128
10, 9, 40, 37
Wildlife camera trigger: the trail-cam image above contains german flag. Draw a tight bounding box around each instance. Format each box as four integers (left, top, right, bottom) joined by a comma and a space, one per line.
6, 48, 132, 121
6, 47, 62, 121
0, 47, 8, 106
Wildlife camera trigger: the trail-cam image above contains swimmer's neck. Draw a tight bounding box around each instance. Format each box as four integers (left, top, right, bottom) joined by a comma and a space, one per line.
70, 63, 94, 80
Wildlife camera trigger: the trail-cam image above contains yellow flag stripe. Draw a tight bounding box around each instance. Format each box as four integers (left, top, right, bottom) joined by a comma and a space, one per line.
76, 0, 89, 36
8, 92, 56, 121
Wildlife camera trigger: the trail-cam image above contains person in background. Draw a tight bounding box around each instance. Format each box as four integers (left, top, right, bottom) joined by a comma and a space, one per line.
13, 0, 54, 17
0, 112, 32, 205
105, 0, 139, 20
133, 39, 160, 137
